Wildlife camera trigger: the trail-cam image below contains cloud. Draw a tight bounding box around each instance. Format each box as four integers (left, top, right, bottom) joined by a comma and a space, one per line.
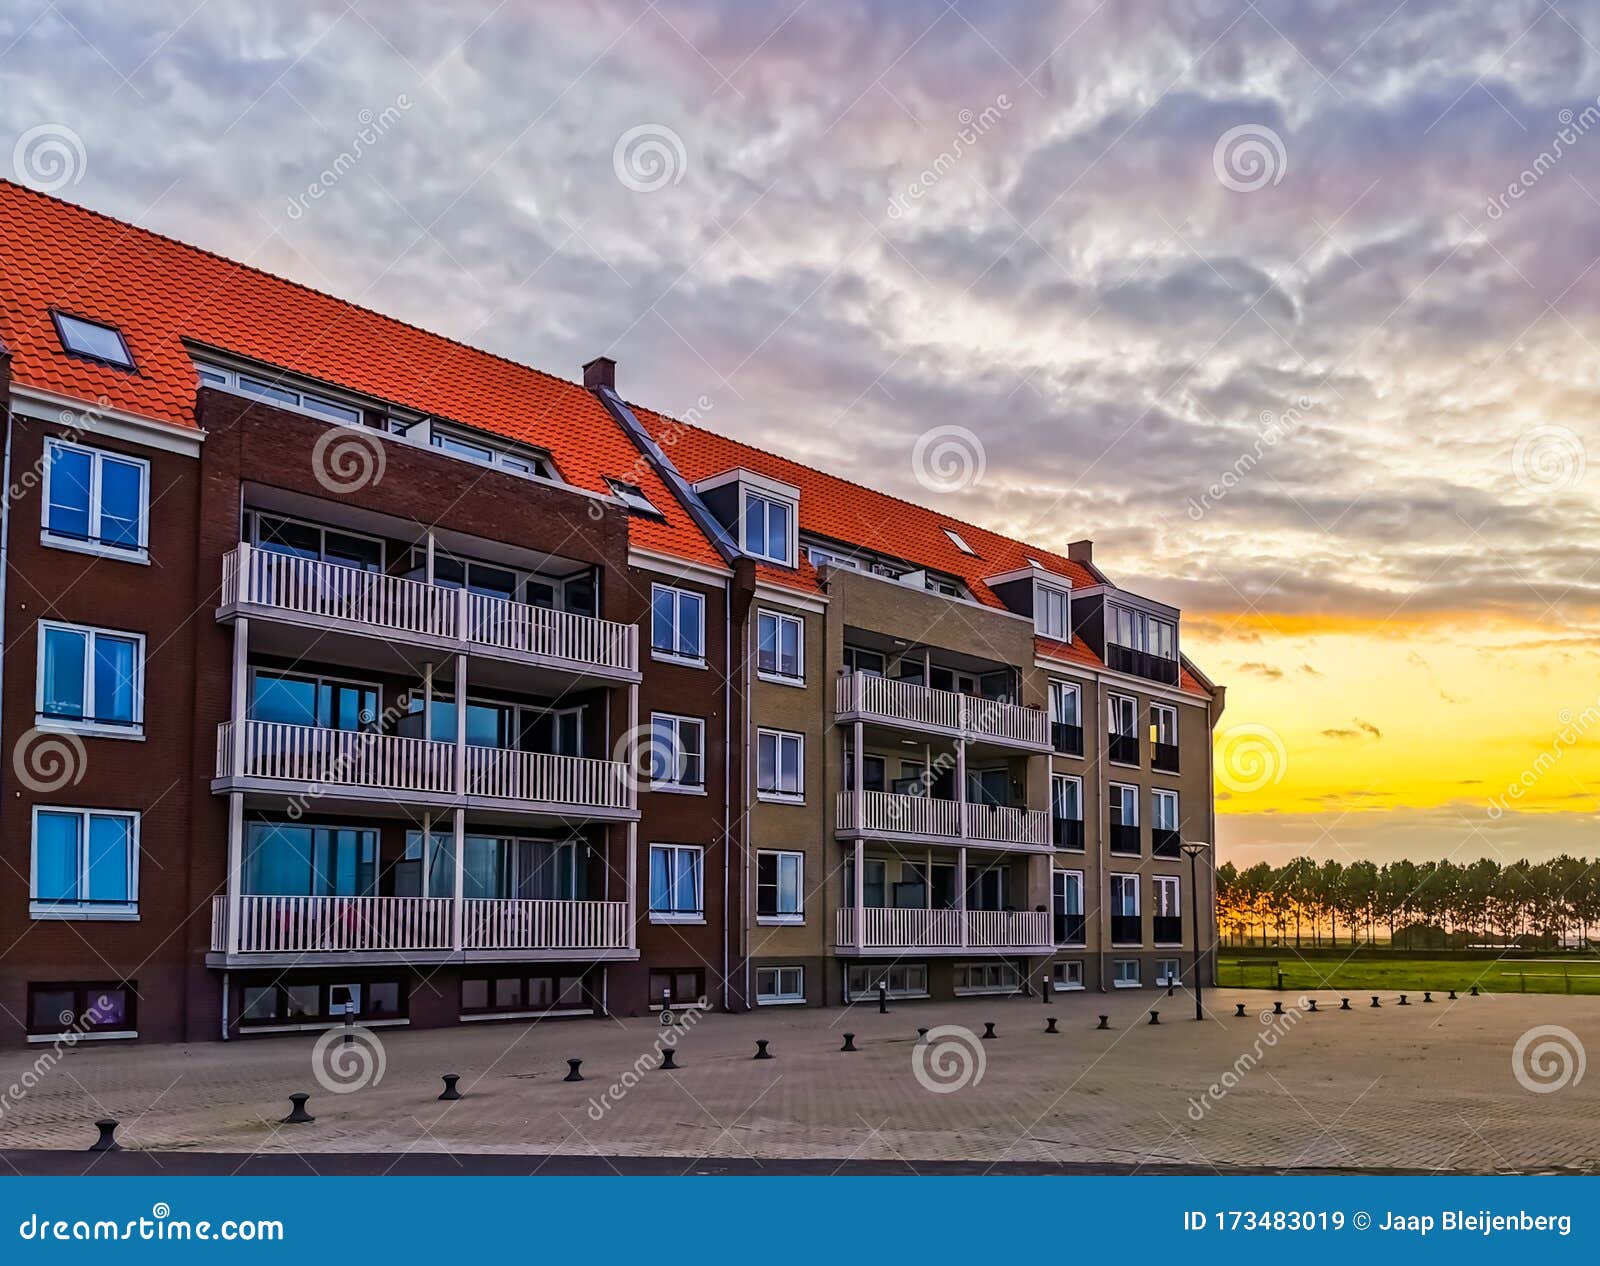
1235, 661, 1285, 679
1321, 718, 1383, 741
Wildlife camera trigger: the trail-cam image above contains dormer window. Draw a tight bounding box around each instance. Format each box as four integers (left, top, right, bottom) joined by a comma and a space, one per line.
606, 478, 662, 517
1035, 581, 1071, 640
432, 428, 556, 480
52, 312, 135, 370
743, 489, 795, 566
1107, 603, 1179, 685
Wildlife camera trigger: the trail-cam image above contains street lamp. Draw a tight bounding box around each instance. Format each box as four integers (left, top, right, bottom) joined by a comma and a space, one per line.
1180, 842, 1209, 1021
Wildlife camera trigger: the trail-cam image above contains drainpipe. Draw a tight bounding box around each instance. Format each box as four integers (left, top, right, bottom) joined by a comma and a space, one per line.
1097, 677, 1108, 994
724, 580, 735, 1011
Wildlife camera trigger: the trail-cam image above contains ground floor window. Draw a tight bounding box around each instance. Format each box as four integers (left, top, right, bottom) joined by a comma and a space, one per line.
1155, 957, 1182, 986
756, 965, 805, 1004
1052, 960, 1084, 990
648, 968, 706, 1008
240, 978, 405, 1027
954, 961, 1022, 995
845, 963, 927, 1000
27, 981, 136, 1036
1113, 958, 1142, 988
461, 972, 586, 1017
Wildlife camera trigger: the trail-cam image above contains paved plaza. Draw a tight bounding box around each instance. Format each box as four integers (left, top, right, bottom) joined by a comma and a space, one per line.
0, 987, 1594, 1174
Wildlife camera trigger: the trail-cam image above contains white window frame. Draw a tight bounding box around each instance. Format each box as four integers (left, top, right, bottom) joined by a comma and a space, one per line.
1107, 691, 1138, 764
1053, 868, 1086, 946
755, 609, 804, 684
1151, 702, 1179, 747
954, 961, 1023, 996
1113, 958, 1143, 988
756, 849, 805, 924
1110, 605, 1177, 660
1051, 773, 1083, 824
1156, 957, 1182, 986
649, 714, 706, 793
649, 583, 706, 666
1155, 874, 1181, 923
35, 621, 146, 738
1111, 872, 1141, 946
742, 489, 797, 566
943, 528, 976, 555
1110, 782, 1140, 826
1035, 580, 1071, 640
1153, 788, 1179, 833
1049, 679, 1080, 727
1052, 959, 1085, 991
755, 965, 806, 1005
755, 728, 805, 803
846, 963, 928, 1001
29, 806, 140, 920
647, 842, 704, 923
41, 438, 151, 564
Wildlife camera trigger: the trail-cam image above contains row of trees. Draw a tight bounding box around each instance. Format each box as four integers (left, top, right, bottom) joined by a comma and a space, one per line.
1216, 856, 1600, 948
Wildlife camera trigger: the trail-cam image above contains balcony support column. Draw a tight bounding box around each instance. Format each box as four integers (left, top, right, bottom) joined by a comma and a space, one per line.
451, 807, 466, 952
625, 821, 638, 951
853, 837, 865, 953
957, 846, 969, 948
955, 736, 967, 841
230, 616, 249, 775
225, 791, 244, 958
453, 650, 468, 795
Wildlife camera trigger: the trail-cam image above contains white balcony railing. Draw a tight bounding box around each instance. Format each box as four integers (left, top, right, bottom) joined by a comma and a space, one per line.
221, 543, 637, 673
835, 673, 1048, 747
216, 719, 635, 813
834, 907, 1051, 951
212, 894, 630, 955
835, 790, 1049, 847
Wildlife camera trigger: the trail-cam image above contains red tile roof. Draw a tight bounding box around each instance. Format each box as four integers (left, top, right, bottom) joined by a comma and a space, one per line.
0, 181, 722, 568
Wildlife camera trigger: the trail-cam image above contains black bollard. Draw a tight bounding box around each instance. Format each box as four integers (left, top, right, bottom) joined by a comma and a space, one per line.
878, 981, 889, 1015
1234, 1003, 1247, 1017
1423, 991, 1433, 1003
89, 1118, 121, 1152
982, 1021, 997, 1040
1339, 997, 1351, 1010
660, 1048, 679, 1070
1042, 975, 1052, 1004
281, 1092, 314, 1124
438, 1074, 462, 1102
1448, 989, 1458, 1000
1370, 995, 1381, 1008
841, 1032, 857, 1052
563, 1059, 584, 1083
1045, 1016, 1059, 1034
1398, 994, 1409, 1006
1272, 1000, 1284, 1015
754, 1040, 773, 1060
1096, 1015, 1110, 1030
1148, 1010, 1161, 1025
1470, 985, 1480, 997
1307, 998, 1319, 1012
915, 1027, 929, 1045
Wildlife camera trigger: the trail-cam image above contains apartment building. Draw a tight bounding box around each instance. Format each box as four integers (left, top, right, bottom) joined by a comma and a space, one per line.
0, 180, 1221, 1045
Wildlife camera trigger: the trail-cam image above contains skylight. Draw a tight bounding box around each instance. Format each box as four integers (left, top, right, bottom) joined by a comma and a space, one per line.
607, 478, 662, 517
943, 528, 976, 555
53, 312, 134, 369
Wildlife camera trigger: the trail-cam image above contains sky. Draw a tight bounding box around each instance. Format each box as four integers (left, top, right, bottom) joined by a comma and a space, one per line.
1, 0, 1597, 870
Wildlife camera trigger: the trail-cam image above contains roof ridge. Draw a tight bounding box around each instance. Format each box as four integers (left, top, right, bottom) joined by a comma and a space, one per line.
0, 179, 595, 403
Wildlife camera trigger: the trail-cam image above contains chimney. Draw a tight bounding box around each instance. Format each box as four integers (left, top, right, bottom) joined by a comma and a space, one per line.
1067, 539, 1093, 565
582, 356, 616, 392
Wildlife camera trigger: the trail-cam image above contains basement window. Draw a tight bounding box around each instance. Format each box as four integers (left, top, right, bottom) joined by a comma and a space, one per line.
53, 312, 135, 370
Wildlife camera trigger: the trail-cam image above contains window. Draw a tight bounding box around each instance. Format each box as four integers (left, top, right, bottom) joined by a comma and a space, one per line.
245, 823, 379, 897
1051, 774, 1083, 849
1152, 788, 1181, 857
1049, 680, 1082, 755
252, 669, 379, 732
966, 862, 1010, 912
1113, 959, 1142, 988
648, 968, 705, 1008
36, 622, 143, 735
649, 714, 705, 790
1036, 581, 1071, 640
1052, 960, 1085, 991
955, 962, 1022, 994
649, 843, 704, 921
242, 979, 407, 1027
460, 972, 585, 1018
28, 982, 136, 1038
432, 428, 555, 479
43, 439, 149, 559
743, 490, 794, 565
1156, 958, 1182, 987
1110, 782, 1140, 855
846, 963, 927, 1000
943, 527, 977, 555
756, 965, 805, 1004
1154, 874, 1182, 944
1110, 873, 1140, 945
756, 609, 803, 681
1110, 606, 1177, 659
757, 850, 804, 921
1151, 703, 1179, 772
606, 478, 661, 517
650, 584, 705, 664
842, 750, 886, 793
843, 856, 888, 908
756, 729, 804, 802
806, 545, 859, 571
31, 808, 139, 918
1107, 692, 1139, 764
52, 312, 134, 369
239, 373, 362, 425
253, 513, 383, 571
1053, 869, 1086, 946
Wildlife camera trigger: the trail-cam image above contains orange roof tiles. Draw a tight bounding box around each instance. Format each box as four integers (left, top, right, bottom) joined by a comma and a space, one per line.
0, 180, 722, 569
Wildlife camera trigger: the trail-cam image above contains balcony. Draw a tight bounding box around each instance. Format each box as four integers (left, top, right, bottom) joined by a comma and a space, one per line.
1152, 741, 1180, 773
1153, 915, 1184, 946
219, 543, 638, 681
835, 673, 1049, 750
209, 894, 632, 964
835, 790, 1050, 850
1110, 913, 1141, 944
1052, 817, 1085, 849
1106, 643, 1179, 686
214, 720, 637, 820
1108, 733, 1139, 765
834, 907, 1052, 954
1051, 722, 1083, 756
1152, 828, 1182, 858
1054, 912, 1087, 946
1109, 823, 1141, 855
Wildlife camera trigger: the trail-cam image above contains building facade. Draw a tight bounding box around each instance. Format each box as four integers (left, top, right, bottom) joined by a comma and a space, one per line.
0, 180, 1221, 1045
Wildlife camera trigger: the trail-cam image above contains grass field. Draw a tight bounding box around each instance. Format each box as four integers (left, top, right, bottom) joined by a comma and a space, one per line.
1219, 953, 1600, 996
